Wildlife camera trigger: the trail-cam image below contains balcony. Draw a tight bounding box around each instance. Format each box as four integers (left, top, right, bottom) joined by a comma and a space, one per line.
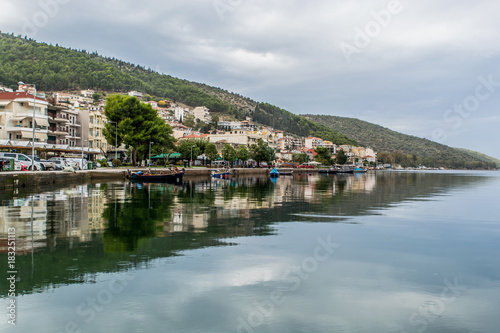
51, 116, 69, 123
48, 126, 69, 136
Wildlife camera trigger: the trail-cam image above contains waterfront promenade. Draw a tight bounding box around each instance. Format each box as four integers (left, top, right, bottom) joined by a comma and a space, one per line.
0, 167, 314, 189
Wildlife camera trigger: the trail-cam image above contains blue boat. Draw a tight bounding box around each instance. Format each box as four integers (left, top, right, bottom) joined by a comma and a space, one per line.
212, 169, 231, 179
353, 167, 367, 173
269, 168, 279, 178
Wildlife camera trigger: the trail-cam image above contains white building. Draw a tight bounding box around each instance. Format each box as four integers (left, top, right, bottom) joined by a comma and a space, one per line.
128, 91, 143, 98
304, 137, 324, 149
218, 121, 241, 130
0, 92, 50, 142
192, 106, 210, 123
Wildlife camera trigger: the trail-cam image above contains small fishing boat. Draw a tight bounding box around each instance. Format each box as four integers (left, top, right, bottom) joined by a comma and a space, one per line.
212, 169, 231, 179
336, 165, 355, 174
279, 170, 293, 175
269, 168, 279, 178
127, 169, 185, 184
353, 167, 367, 173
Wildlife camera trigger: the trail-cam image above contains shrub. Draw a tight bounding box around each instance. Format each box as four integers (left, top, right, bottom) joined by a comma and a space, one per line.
97, 159, 108, 167
112, 159, 122, 167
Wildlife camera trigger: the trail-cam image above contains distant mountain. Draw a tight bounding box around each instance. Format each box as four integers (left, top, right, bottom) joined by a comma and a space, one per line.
303, 114, 498, 169
0, 33, 355, 146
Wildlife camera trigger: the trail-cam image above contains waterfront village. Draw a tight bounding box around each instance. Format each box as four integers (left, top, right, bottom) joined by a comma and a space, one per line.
0, 84, 377, 167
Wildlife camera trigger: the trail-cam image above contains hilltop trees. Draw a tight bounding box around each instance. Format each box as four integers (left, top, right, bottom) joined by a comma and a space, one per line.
104, 94, 175, 165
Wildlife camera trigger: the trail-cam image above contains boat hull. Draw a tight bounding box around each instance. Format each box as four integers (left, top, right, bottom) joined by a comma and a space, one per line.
129, 172, 184, 185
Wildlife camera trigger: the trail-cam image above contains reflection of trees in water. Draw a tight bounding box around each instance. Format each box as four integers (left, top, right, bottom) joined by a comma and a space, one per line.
102, 184, 176, 252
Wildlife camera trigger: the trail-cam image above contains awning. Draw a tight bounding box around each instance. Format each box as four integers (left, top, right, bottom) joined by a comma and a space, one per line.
10, 140, 30, 147
151, 153, 182, 159
10, 116, 30, 121
21, 131, 34, 139
35, 118, 50, 127
35, 132, 48, 140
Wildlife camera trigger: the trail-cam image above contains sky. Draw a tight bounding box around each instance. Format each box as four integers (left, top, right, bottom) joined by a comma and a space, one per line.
1, 0, 499, 159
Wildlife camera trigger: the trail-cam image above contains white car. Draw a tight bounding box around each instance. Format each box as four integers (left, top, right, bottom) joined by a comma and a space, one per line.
0, 153, 43, 171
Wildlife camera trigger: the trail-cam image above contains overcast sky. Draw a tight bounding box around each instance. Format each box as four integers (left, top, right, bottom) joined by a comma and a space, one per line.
1, 0, 499, 158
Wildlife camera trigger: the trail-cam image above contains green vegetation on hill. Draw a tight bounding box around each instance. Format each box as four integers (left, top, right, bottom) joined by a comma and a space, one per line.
0, 33, 355, 145
303, 114, 497, 169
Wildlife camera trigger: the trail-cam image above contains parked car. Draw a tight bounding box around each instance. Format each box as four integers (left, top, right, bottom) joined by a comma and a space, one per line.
28, 155, 54, 170
65, 158, 88, 170
51, 160, 68, 171
0, 153, 43, 171
49, 157, 87, 170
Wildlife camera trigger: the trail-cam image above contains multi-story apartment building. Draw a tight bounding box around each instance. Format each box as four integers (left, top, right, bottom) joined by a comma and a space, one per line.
304, 137, 324, 149
192, 106, 210, 122
88, 106, 108, 159
0, 92, 50, 142
48, 105, 72, 145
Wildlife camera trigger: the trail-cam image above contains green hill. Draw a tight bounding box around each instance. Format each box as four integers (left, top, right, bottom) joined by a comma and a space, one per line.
303, 114, 497, 169
0, 33, 355, 146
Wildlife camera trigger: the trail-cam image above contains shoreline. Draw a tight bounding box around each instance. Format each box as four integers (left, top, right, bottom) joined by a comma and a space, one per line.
1, 167, 493, 190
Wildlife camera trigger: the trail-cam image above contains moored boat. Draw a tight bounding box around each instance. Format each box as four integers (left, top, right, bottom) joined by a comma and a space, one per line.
336, 165, 355, 174
353, 167, 367, 173
127, 169, 185, 185
211, 169, 231, 179
269, 168, 279, 178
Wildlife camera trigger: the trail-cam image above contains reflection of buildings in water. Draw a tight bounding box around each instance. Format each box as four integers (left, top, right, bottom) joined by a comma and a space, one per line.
168, 211, 208, 234
0, 197, 47, 253
332, 173, 376, 194
87, 185, 108, 231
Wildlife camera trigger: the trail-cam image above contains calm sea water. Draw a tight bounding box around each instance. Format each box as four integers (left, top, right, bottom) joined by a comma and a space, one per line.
1, 171, 499, 333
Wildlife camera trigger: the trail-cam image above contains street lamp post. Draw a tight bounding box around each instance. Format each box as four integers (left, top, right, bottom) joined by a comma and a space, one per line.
190, 145, 196, 168
18, 82, 36, 170
81, 139, 88, 170
149, 141, 154, 167
109, 121, 118, 161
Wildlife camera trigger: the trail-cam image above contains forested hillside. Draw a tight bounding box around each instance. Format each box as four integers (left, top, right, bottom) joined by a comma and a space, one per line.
0, 33, 355, 145
303, 114, 498, 169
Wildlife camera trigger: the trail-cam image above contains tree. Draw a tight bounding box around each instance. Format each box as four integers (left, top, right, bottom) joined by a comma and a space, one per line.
236, 145, 250, 166
250, 139, 276, 167
176, 140, 202, 167
222, 144, 237, 167
336, 148, 348, 165
314, 147, 333, 165
292, 153, 309, 164
103, 94, 175, 166
183, 114, 196, 128
92, 92, 103, 102
205, 142, 219, 168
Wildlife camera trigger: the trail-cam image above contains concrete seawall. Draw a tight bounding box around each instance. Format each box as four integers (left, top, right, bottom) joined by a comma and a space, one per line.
0, 167, 321, 190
